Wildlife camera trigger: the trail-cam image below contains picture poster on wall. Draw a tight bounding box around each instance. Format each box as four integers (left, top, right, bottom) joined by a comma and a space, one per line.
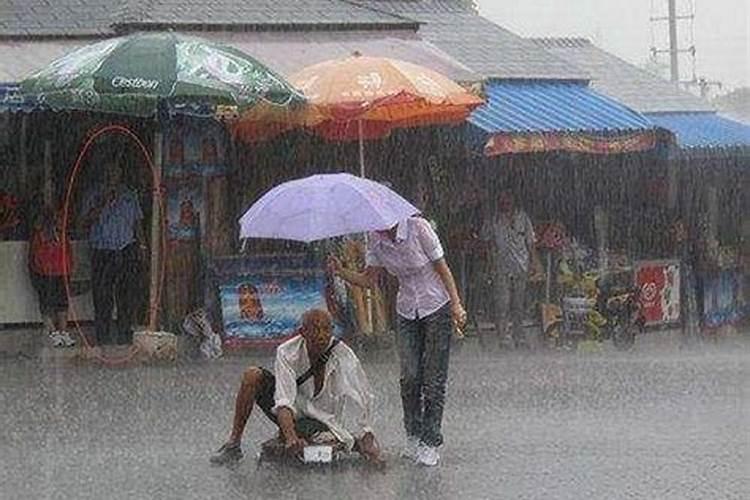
210, 254, 344, 348
165, 179, 202, 240
162, 122, 228, 241
634, 259, 681, 326
702, 269, 742, 328
164, 123, 227, 179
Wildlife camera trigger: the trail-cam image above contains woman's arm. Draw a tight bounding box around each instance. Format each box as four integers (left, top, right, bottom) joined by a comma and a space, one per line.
433, 258, 467, 328
328, 256, 382, 290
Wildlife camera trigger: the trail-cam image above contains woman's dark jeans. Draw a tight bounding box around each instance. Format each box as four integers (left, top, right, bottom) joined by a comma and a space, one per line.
397, 304, 452, 447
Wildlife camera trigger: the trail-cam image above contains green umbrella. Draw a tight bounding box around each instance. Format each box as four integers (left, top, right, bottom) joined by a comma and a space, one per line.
19, 32, 305, 117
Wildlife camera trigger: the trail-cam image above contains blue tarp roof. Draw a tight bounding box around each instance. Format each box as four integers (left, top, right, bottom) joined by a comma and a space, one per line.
468, 81, 653, 134
646, 112, 750, 149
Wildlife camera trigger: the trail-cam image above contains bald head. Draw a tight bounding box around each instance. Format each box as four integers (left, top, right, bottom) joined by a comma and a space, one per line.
300, 309, 333, 356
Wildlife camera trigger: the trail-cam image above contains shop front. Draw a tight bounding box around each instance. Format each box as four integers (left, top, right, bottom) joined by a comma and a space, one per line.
447, 80, 677, 341
0, 109, 158, 330
653, 111, 750, 333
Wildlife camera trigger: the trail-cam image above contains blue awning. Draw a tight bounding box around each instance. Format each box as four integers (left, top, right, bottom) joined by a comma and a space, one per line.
646, 112, 750, 149
469, 81, 653, 134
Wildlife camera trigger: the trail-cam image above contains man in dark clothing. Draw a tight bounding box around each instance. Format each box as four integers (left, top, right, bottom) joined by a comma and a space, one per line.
82, 162, 146, 346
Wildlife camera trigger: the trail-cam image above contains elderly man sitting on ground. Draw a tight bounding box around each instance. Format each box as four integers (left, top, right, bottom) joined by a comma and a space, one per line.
211, 309, 381, 465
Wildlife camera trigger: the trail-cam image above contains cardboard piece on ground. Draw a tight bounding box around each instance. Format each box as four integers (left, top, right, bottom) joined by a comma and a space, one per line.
133, 330, 177, 362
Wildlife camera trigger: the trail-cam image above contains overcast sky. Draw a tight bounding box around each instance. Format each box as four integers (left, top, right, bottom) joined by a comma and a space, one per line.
477, 0, 749, 91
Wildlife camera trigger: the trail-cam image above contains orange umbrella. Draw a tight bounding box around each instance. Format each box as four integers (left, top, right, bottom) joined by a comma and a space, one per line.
290, 53, 483, 175
228, 99, 322, 143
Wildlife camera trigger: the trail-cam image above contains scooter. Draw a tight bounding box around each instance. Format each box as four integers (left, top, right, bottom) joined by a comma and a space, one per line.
593, 278, 645, 350
542, 273, 645, 350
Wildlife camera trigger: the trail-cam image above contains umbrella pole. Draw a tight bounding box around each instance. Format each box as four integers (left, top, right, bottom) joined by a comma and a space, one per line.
19, 115, 28, 197
358, 119, 365, 178
357, 118, 374, 333
148, 130, 163, 332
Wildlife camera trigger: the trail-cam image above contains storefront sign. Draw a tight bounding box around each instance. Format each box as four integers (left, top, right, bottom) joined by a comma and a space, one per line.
634, 259, 681, 326
484, 131, 657, 156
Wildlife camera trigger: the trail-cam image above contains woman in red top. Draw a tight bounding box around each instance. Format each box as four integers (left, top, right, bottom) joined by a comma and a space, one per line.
28, 204, 75, 348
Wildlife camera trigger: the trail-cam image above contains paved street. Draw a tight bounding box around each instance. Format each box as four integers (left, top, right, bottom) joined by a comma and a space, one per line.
1, 333, 748, 500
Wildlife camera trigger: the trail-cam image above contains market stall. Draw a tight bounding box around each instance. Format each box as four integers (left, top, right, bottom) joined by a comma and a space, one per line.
0, 33, 308, 355
0, 110, 158, 328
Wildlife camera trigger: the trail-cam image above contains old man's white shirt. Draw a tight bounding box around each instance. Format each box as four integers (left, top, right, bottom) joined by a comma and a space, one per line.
272, 336, 374, 451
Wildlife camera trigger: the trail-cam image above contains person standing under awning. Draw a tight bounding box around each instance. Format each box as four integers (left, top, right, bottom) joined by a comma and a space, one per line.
481, 190, 542, 349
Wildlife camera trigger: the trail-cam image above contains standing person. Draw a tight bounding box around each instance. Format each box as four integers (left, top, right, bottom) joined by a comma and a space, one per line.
481, 190, 542, 349
445, 179, 489, 328
28, 204, 75, 348
82, 160, 146, 346
670, 216, 702, 342
330, 215, 467, 467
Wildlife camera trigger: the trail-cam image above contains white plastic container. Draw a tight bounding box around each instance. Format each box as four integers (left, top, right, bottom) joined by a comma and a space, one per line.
302, 445, 334, 463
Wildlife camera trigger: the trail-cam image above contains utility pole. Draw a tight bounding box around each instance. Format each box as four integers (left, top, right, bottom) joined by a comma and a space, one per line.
650, 1, 724, 97
650, 0, 697, 84
668, 0, 679, 82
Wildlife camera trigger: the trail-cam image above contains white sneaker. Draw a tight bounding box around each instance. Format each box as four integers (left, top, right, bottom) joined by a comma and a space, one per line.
416, 443, 440, 467
48, 331, 65, 348
400, 436, 420, 460
59, 330, 76, 347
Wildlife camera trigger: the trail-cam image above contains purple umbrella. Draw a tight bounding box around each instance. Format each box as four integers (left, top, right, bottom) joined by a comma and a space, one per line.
239, 173, 419, 242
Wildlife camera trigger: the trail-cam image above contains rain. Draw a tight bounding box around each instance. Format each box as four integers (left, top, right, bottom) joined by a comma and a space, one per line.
0, 1, 748, 500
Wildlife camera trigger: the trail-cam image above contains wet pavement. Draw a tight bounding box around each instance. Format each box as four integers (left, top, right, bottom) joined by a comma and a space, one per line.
1, 333, 748, 500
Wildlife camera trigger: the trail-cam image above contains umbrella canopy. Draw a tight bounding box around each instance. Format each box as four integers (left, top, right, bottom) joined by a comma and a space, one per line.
289, 53, 484, 141
19, 32, 306, 122
239, 173, 419, 242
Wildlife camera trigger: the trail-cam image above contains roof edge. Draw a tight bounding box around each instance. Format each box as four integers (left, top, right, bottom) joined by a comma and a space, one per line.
643, 110, 718, 116
338, 0, 433, 21
111, 21, 421, 34
528, 37, 593, 49
0, 33, 111, 41
484, 77, 591, 85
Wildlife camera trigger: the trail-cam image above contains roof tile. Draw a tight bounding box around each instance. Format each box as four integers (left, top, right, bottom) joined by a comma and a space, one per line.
353, 1, 587, 80
0, 0, 416, 37
125, 0, 414, 27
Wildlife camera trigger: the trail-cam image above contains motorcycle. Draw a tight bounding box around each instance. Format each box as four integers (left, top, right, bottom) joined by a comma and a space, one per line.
542, 272, 645, 351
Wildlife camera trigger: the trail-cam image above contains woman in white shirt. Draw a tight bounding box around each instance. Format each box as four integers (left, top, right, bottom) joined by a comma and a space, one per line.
330, 216, 466, 467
